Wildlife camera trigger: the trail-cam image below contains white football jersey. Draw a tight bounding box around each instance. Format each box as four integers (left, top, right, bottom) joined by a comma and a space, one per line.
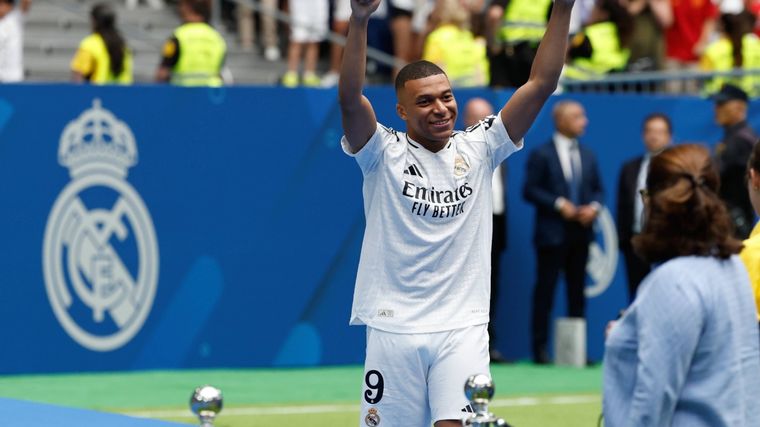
342, 114, 522, 333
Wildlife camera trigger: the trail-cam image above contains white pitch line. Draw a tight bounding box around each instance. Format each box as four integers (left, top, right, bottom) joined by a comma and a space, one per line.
123, 395, 599, 419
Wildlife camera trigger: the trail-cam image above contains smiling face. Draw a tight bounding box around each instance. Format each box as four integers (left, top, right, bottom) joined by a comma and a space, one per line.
396, 73, 458, 152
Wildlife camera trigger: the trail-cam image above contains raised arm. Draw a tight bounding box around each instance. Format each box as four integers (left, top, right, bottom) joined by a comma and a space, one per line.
499, 0, 574, 142
339, 0, 381, 154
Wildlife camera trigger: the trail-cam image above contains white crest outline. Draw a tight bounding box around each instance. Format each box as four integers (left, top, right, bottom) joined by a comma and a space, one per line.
42, 99, 159, 352
585, 206, 618, 298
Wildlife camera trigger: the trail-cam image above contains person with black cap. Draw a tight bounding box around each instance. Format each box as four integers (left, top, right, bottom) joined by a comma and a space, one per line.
713, 82, 758, 238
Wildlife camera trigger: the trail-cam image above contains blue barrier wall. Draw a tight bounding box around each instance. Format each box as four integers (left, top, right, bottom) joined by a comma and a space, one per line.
0, 85, 754, 374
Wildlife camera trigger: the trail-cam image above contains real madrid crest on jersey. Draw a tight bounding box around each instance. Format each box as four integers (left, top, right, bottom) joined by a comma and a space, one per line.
42, 99, 159, 352
454, 153, 470, 177
364, 407, 380, 426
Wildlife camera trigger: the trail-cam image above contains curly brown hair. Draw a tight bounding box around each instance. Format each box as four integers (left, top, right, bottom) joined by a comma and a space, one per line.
632, 144, 743, 263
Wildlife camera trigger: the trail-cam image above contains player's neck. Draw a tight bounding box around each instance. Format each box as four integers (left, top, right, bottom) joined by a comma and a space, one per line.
408, 133, 448, 153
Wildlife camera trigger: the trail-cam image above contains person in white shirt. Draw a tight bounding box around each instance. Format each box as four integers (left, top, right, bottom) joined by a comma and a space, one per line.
0, 0, 29, 83
339, 0, 574, 425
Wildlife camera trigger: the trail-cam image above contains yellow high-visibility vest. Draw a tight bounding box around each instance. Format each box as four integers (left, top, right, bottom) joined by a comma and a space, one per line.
564, 22, 630, 80
499, 0, 552, 44
423, 25, 489, 87
702, 34, 760, 97
172, 22, 226, 87
71, 33, 133, 84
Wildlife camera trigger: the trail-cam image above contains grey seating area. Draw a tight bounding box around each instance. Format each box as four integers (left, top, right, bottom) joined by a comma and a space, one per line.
24, 0, 288, 85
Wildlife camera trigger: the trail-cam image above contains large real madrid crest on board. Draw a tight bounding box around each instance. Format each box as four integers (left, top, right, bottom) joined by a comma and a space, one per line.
43, 99, 159, 352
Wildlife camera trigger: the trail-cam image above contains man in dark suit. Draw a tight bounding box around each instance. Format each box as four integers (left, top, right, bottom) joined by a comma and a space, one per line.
616, 113, 672, 302
523, 100, 604, 364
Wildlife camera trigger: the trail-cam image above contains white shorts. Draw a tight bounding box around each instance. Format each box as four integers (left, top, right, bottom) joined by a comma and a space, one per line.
334, 0, 351, 22
289, 0, 329, 42
359, 324, 490, 426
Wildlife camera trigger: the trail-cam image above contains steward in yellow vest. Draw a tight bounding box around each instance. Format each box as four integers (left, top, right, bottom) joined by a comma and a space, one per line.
424, 24, 489, 87
156, 0, 226, 87
701, 12, 760, 97
564, 21, 631, 80
70, 3, 132, 84
499, 0, 552, 45
486, 0, 552, 87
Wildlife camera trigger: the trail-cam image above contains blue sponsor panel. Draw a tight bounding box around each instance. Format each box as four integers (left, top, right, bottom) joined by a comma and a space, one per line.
0, 398, 187, 427
0, 85, 751, 373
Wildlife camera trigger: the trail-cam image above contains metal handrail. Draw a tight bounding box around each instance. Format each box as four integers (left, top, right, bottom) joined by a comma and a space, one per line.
561, 67, 760, 95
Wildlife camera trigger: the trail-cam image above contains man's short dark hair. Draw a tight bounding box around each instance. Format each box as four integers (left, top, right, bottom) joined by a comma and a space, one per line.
395, 60, 446, 93
642, 112, 672, 134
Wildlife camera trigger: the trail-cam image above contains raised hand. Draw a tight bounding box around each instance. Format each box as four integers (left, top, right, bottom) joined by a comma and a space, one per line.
350, 0, 382, 20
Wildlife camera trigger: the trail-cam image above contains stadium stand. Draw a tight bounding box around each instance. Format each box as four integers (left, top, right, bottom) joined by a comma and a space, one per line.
25, 0, 288, 84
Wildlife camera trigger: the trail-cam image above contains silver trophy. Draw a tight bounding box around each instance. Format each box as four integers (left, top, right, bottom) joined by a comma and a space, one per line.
190, 385, 223, 427
462, 374, 508, 426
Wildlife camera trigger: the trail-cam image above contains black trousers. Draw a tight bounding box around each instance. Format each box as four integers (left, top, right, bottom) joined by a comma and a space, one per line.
621, 246, 650, 302
489, 214, 506, 349
488, 42, 538, 88
531, 226, 589, 356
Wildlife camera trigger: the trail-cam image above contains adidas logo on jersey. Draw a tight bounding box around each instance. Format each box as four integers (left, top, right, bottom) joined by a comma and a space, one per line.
403, 164, 423, 178
461, 404, 475, 413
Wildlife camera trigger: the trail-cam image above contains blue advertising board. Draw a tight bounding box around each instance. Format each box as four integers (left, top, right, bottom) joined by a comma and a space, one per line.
0, 84, 751, 373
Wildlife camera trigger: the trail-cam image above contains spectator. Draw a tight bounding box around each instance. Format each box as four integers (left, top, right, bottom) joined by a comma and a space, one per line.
713, 83, 758, 238
388, 0, 418, 78
322, 0, 387, 87
664, 0, 718, 93
616, 113, 673, 301
564, 0, 634, 80
236, 2, 255, 52
623, 0, 673, 73
410, 0, 435, 63
282, 0, 328, 87
71, 3, 132, 84
485, 0, 552, 88
0, 0, 29, 83
701, 12, 760, 97
242, 0, 281, 61
522, 100, 604, 364
603, 144, 760, 425
463, 97, 508, 363
422, 0, 489, 87
156, 0, 227, 87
